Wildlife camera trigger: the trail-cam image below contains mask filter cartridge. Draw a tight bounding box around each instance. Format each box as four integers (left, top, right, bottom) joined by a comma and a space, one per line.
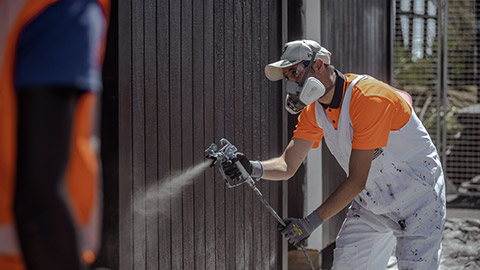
299, 77, 326, 105
284, 77, 326, 114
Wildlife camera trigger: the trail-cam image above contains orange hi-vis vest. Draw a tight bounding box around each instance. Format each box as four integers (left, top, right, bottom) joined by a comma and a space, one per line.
0, 1, 110, 269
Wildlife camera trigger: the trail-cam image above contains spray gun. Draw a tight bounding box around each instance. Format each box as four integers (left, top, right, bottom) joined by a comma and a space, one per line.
206, 138, 315, 270
205, 138, 254, 188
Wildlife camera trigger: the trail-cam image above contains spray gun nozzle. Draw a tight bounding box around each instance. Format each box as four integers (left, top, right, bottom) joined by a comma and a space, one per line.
205, 155, 218, 167
205, 143, 219, 167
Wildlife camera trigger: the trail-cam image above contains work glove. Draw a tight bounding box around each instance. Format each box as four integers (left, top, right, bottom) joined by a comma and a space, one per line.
278, 211, 324, 247
222, 152, 263, 181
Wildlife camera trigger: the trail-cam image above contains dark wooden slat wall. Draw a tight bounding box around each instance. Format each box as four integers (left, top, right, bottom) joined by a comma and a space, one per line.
117, 0, 284, 269
320, 0, 391, 80
319, 0, 391, 248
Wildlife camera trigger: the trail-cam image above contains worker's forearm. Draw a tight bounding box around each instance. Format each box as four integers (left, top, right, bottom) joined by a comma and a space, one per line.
260, 157, 294, 181
315, 148, 372, 221
258, 139, 313, 181
315, 176, 365, 222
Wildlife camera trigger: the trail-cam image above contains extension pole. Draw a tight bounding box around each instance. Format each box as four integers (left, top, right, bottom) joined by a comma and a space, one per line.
236, 161, 315, 270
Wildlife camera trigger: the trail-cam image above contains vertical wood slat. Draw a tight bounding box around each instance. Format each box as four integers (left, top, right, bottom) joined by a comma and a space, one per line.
169, 0, 183, 268
192, 0, 206, 269
260, 0, 271, 268
243, 0, 254, 268
223, 0, 236, 269
180, 0, 194, 268
144, 0, 159, 269
157, 0, 171, 268
233, 0, 245, 268
118, 0, 132, 268
268, 0, 282, 268
132, 0, 146, 268
203, 0, 216, 268
213, 0, 226, 268
250, 0, 263, 267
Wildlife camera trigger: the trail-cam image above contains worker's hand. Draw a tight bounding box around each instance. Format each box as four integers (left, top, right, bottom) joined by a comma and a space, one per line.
223, 152, 263, 180
279, 211, 324, 247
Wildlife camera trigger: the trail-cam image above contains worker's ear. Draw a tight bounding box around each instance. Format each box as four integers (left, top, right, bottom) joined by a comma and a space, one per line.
313, 59, 324, 72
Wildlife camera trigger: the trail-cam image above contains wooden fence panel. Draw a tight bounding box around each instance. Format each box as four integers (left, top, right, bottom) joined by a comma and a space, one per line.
116, 0, 284, 269
321, 0, 391, 80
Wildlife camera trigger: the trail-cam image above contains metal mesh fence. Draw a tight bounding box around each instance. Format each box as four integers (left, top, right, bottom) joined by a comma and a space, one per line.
393, 0, 442, 146
445, 0, 480, 187
393, 0, 480, 191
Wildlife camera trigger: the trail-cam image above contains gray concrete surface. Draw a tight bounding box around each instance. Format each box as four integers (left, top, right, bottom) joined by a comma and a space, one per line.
446, 208, 480, 219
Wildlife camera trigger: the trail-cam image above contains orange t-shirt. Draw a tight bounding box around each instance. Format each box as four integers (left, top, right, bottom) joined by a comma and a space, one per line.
292, 74, 412, 150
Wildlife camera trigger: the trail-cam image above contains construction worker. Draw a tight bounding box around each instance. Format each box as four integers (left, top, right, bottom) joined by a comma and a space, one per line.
0, 0, 109, 269
224, 40, 446, 269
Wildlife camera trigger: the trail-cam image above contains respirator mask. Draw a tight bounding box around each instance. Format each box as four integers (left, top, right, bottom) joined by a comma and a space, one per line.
284, 51, 335, 114
285, 76, 326, 115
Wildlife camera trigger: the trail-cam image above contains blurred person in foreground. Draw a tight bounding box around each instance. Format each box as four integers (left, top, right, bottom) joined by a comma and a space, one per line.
0, 0, 109, 269
224, 40, 446, 269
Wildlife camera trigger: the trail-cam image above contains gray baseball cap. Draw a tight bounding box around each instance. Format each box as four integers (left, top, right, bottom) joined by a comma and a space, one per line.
265, 40, 331, 81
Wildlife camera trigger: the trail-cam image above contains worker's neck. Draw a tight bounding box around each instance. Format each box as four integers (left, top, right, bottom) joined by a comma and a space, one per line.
318, 75, 337, 105
318, 87, 335, 105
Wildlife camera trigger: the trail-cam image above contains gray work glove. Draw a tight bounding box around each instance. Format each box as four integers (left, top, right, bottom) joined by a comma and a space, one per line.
279, 211, 324, 247
222, 152, 263, 181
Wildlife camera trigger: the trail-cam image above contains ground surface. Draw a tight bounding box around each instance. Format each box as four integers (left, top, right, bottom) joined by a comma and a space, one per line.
387, 197, 480, 270
292, 195, 480, 269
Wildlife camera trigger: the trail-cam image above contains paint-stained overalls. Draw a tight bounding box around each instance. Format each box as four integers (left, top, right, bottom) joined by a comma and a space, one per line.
315, 75, 446, 270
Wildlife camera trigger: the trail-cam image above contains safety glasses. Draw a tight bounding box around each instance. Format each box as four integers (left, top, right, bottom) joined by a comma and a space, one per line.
283, 61, 311, 81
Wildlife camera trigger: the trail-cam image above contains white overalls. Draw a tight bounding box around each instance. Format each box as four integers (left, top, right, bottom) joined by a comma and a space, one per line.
315, 75, 446, 270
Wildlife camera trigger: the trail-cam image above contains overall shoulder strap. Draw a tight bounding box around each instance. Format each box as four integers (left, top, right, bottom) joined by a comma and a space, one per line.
344, 75, 368, 127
